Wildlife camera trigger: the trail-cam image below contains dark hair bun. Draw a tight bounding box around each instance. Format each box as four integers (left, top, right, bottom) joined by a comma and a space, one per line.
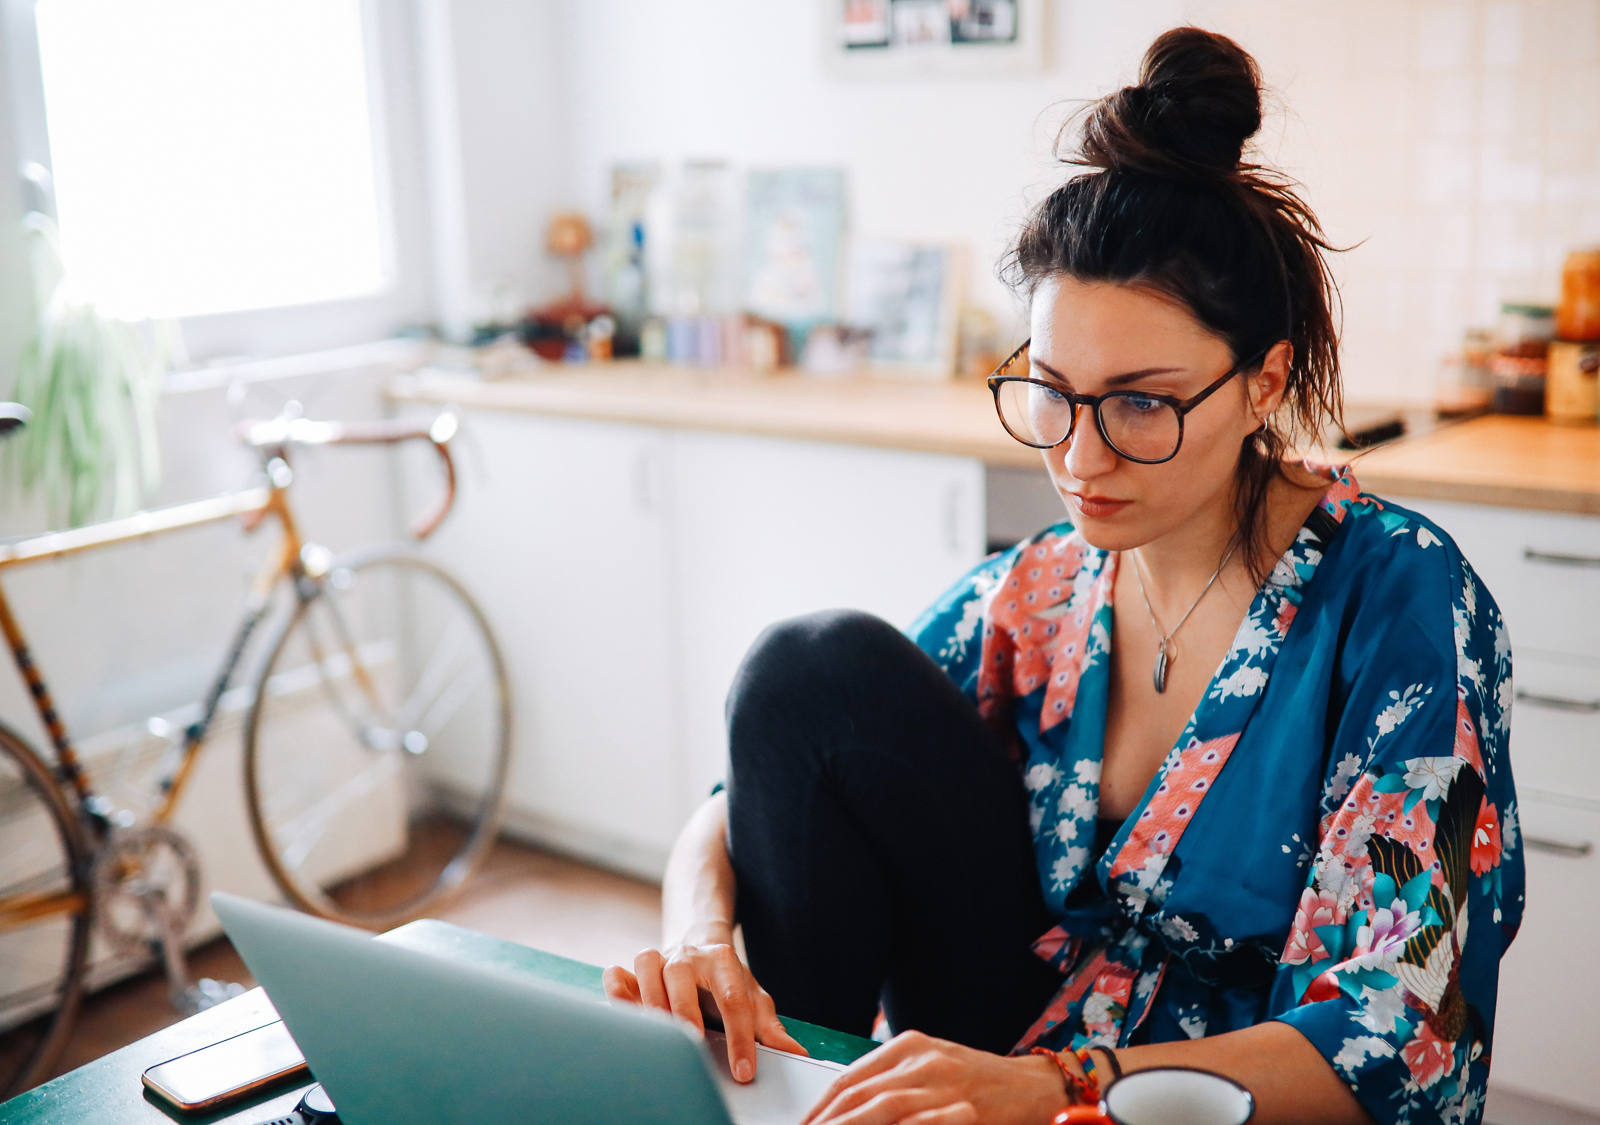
1079, 27, 1263, 176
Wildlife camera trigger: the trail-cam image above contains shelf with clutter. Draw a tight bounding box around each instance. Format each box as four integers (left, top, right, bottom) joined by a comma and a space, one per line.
459, 162, 1007, 385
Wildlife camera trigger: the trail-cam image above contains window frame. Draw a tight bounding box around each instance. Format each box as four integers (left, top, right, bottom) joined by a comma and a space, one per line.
0, 0, 433, 362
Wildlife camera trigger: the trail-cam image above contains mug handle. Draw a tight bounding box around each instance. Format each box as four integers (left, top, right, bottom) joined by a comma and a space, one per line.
1052, 1107, 1109, 1125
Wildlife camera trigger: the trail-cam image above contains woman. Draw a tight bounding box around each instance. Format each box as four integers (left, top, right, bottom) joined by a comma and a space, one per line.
603, 28, 1522, 1125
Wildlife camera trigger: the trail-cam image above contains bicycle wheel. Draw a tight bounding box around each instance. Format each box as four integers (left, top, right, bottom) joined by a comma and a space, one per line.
244, 545, 511, 929
0, 725, 92, 1101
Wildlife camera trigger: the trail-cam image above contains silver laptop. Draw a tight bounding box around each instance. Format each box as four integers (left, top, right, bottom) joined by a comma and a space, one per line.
211, 892, 846, 1125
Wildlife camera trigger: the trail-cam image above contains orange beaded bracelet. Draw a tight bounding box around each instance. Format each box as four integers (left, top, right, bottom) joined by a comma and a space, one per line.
1030, 1045, 1099, 1107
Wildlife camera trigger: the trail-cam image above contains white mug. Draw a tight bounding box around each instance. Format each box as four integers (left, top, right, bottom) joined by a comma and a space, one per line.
1056, 1066, 1255, 1125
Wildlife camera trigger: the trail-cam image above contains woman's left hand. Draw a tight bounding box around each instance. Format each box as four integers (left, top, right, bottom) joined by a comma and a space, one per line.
799, 1030, 1069, 1125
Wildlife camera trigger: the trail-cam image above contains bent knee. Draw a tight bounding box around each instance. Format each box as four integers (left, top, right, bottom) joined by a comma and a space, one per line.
724, 609, 901, 738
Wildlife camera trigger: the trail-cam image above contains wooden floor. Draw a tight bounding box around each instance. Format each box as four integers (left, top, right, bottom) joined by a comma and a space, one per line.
41, 838, 662, 1084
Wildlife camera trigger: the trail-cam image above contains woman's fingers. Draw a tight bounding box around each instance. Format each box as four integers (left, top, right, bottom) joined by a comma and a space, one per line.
708, 951, 762, 1081
662, 954, 706, 1034
624, 942, 808, 1086
753, 989, 809, 1057
600, 965, 641, 1004
800, 1036, 922, 1125
633, 948, 671, 1013
815, 1086, 944, 1125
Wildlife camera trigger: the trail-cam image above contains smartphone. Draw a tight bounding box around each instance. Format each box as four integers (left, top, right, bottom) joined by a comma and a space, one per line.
141, 1019, 308, 1113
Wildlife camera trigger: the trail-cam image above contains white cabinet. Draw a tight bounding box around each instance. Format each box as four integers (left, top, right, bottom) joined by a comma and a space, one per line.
412, 411, 988, 878
1487, 794, 1600, 1112
416, 412, 683, 874
669, 432, 986, 807
1388, 494, 1600, 1114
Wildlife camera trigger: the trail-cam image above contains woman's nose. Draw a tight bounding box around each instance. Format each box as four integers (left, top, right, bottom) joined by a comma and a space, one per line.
1062, 404, 1119, 479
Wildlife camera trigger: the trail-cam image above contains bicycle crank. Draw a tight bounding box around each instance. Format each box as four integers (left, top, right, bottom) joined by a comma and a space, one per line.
90, 824, 240, 1012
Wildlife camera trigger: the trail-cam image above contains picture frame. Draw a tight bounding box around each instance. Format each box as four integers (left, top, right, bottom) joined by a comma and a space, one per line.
823, 0, 1046, 78
842, 238, 965, 379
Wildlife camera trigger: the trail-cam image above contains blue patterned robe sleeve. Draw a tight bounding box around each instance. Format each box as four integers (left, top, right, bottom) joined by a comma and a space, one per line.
1269, 520, 1523, 1125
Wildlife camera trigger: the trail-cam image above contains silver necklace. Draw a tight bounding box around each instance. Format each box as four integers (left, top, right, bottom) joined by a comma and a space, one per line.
1129, 542, 1237, 694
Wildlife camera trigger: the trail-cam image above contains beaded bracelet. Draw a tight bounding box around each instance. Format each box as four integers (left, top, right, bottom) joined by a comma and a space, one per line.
1074, 1046, 1111, 1092
1030, 1045, 1099, 1107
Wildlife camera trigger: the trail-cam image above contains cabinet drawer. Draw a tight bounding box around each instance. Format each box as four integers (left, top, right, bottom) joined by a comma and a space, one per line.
1510, 652, 1600, 804
1386, 497, 1600, 662
1488, 795, 1600, 1110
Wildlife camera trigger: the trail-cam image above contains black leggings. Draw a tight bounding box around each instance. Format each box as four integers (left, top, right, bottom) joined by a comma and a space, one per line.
724, 609, 1062, 1055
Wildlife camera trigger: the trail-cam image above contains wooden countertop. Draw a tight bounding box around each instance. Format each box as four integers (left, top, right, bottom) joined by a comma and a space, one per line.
390, 360, 1039, 467
390, 362, 1600, 516
1350, 414, 1600, 516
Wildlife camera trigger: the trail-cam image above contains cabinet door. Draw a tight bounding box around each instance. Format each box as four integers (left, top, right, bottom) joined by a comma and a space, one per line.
411, 411, 684, 874
1488, 795, 1600, 1111
668, 432, 986, 807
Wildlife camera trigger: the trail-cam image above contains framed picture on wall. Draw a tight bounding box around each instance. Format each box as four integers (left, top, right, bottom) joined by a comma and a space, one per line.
843, 238, 965, 379
823, 0, 1045, 76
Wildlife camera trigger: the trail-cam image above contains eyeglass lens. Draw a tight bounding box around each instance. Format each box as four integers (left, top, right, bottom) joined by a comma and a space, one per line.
993, 380, 1182, 460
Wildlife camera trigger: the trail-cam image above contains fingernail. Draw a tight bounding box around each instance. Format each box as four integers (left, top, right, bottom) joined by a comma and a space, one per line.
735, 1059, 753, 1082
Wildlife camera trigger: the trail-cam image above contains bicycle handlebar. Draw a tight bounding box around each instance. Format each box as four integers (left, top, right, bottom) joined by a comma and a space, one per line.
237, 412, 460, 540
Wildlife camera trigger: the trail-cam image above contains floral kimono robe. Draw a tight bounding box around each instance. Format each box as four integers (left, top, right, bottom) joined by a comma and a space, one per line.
908, 465, 1523, 1125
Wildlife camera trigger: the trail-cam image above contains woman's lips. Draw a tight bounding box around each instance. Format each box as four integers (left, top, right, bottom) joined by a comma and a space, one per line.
1069, 493, 1132, 517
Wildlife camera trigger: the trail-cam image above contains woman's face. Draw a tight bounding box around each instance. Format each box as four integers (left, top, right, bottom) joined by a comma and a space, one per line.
1028, 275, 1279, 552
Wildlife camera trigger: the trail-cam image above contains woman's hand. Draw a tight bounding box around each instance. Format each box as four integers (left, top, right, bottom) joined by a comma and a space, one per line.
799, 1031, 1069, 1125
601, 924, 808, 1084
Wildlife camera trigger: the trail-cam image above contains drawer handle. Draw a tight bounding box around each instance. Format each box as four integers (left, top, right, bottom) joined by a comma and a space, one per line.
1526, 836, 1594, 858
1515, 689, 1600, 713
1524, 548, 1600, 569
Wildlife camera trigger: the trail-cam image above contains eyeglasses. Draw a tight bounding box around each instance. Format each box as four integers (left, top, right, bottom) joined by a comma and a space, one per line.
985, 339, 1260, 465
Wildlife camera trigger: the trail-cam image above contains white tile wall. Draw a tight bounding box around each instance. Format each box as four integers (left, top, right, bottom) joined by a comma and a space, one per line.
1182, 0, 1600, 402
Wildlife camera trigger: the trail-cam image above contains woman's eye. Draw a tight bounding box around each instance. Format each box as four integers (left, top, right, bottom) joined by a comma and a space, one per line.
1036, 383, 1068, 403
1123, 394, 1163, 413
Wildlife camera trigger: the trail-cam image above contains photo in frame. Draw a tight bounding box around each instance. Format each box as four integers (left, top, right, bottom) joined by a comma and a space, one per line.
842, 239, 965, 379
824, 0, 1044, 76
742, 168, 849, 357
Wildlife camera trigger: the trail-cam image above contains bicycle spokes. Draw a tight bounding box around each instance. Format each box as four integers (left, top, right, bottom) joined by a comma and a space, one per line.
244, 549, 510, 928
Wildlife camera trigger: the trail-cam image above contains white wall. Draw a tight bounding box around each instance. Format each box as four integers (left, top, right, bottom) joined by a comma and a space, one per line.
558, 0, 1600, 405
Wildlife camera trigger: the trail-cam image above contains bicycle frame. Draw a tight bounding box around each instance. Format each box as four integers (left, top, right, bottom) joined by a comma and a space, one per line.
0, 467, 307, 834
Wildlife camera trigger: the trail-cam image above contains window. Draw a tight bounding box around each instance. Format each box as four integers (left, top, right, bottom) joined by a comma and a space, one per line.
4, 0, 429, 356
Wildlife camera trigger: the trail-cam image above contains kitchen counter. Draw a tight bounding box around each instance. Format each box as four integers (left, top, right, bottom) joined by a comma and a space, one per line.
1350, 413, 1600, 516
390, 360, 1031, 466
390, 362, 1600, 516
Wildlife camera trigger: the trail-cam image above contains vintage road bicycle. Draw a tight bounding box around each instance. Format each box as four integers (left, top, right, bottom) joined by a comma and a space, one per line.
0, 403, 512, 1099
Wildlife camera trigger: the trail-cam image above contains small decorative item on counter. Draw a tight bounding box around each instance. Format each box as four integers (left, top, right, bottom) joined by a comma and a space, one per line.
586, 315, 616, 362
1490, 301, 1553, 415
1546, 339, 1600, 424
743, 315, 787, 373
522, 212, 612, 361
956, 305, 1003, 380
1557, 247, 1600, 341
799, 323, 874, 376
639, 317, 667, 362
1435, 327, 1494, 415
665, 316, 697, 363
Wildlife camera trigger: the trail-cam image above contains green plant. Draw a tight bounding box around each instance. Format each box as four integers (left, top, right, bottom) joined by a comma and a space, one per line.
7, 212, 167, 526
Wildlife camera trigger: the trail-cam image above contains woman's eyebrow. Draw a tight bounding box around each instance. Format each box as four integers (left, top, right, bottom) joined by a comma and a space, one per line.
1030, 356, 1186, 387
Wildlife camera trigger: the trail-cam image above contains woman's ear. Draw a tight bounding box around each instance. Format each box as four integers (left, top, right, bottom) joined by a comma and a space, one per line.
1247, 340, 1294, 422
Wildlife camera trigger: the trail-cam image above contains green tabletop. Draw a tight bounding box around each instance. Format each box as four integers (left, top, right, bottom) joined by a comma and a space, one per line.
0, 920, 877, 1124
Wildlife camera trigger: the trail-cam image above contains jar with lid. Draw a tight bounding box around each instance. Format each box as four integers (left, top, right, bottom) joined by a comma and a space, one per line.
1490, 302, 1553, 415
1557, 247, 1600, 341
